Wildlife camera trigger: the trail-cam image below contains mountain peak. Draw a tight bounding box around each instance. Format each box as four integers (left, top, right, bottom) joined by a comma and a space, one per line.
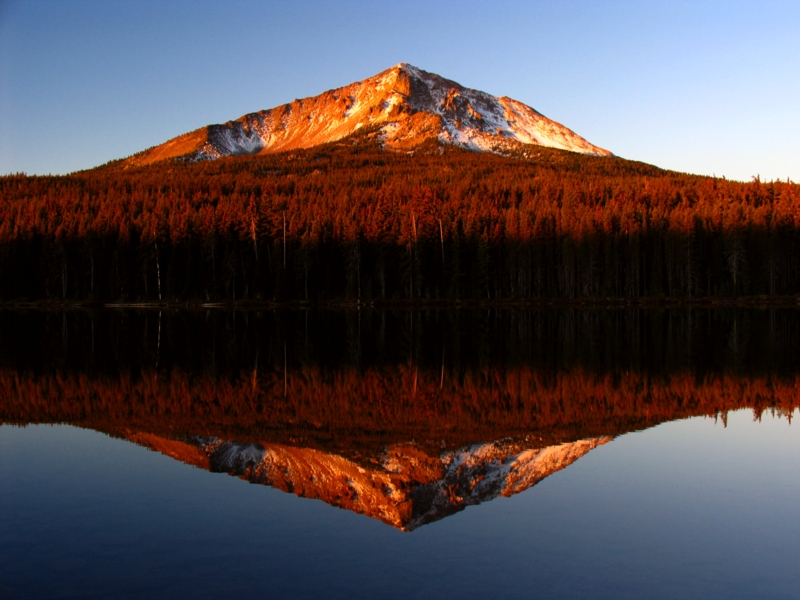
124, 64, 611, 167
128, 432, 612, 531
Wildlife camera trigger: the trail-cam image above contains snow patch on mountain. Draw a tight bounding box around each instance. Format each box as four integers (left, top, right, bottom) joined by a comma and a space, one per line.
124, 63, 611, 167
170, 434, 614, 531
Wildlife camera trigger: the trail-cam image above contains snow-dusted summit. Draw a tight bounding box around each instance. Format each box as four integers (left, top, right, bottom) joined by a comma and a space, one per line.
126, 431, 612, 531
125, 63, 611, 166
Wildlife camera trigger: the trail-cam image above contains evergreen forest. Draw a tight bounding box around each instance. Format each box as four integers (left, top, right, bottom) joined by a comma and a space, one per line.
2, 132, 799, 303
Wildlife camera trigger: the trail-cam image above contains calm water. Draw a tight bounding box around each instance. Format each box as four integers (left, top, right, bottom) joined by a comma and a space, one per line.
2, 308, 800, 599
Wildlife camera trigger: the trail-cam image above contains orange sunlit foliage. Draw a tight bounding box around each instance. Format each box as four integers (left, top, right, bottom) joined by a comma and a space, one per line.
1, 365, 796, 448
2, 136, 799, 301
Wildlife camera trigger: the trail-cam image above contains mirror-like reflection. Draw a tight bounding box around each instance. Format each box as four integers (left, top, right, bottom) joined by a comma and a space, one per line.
4, 307, 800, 376
2, 308, 799, 532
129, 433, 610, 531
4, 308, 800, 598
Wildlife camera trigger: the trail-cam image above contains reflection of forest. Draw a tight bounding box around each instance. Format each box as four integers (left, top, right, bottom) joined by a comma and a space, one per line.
3, 308, 798, 529
4, 357, 792, 529
1, 308, 799, 448
1, 364, 797, 447
3, 307, 800, 375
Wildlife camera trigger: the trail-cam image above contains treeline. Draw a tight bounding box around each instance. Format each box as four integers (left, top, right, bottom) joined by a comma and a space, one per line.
1, 366, 797, 450
2, 136, 799, 301
3, 307, 799, 449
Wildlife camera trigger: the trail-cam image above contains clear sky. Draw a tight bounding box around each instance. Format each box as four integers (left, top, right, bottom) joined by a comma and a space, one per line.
1, 0, 798, 181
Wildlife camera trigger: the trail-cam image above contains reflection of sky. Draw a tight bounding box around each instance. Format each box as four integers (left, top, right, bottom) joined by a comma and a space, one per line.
1, 1, 799, 181
2, 410, 799, 599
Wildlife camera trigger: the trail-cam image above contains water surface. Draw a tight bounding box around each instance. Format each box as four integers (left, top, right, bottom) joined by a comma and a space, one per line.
1, 308, 799, 598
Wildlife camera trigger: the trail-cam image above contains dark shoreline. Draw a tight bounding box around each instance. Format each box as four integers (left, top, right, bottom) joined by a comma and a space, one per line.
2, 295, 800, 311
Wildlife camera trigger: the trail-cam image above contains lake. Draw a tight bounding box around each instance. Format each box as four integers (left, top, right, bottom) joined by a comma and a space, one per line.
1, 308, 799, 599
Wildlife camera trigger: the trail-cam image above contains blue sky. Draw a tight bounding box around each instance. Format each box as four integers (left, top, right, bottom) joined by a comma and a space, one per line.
1, 0, 798, 180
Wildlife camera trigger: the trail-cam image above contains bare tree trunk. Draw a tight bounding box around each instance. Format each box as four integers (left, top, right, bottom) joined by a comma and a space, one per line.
251, 216, 258, 261
439, 219, 445, 264
356, 240, 361, 302
155, 242, 162, 301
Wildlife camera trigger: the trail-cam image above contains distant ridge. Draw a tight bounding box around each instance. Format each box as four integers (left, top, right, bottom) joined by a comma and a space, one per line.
124, 63, 611, 167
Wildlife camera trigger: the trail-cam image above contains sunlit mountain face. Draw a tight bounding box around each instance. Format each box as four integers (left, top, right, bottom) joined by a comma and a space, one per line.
125, 432, 610, 531
123, 63, 610, 168
2, 308, 799, 530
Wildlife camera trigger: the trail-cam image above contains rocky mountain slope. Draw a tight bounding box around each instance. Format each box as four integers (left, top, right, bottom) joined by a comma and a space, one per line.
124, 63, 611, 167
127, 432, 612, 531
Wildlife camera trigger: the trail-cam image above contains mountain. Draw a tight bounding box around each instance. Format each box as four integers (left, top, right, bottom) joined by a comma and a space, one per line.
126, 431, 611, 531
124, 63, 611, 167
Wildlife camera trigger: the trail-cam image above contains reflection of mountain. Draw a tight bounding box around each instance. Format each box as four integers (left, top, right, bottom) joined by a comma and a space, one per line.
4, 307, 800, 530
127, 432, 610, 530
